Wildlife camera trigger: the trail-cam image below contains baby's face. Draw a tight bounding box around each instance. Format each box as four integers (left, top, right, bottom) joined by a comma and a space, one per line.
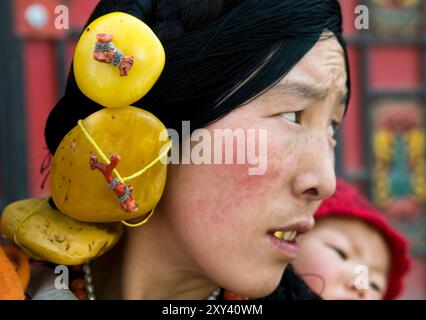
292, 216, 390, 299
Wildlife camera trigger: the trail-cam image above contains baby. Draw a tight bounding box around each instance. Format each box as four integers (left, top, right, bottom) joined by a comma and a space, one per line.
292, 179, 410, 300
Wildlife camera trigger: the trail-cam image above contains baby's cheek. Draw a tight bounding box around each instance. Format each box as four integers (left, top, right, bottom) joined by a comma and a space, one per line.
314, 254, 347, 297
294, 244, 337, 293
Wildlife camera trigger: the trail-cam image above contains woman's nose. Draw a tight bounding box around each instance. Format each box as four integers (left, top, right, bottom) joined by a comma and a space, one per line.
292, 131, 337, 201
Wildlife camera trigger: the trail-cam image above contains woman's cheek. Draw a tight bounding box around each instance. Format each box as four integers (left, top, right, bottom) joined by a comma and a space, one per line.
168, 115, 296, 245
198, 162, 276, 230
192, 129, 300, 239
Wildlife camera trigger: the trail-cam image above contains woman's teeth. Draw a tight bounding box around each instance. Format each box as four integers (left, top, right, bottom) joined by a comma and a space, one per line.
273, 230, 297, 241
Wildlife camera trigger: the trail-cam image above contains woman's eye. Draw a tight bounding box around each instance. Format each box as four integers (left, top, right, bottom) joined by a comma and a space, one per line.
281, 111, 302, 124
332, 247, 348, 260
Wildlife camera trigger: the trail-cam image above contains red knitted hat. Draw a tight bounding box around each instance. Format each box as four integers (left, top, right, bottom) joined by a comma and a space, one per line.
315, 179, 411, 300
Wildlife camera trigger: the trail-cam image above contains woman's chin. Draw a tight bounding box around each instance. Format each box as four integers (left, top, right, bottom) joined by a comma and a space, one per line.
223, 266, 287, 298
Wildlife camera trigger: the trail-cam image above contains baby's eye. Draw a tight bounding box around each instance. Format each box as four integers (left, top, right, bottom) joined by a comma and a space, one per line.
281, 111, 302, 124
332, 247, 348, 260
370, 281, 382, 294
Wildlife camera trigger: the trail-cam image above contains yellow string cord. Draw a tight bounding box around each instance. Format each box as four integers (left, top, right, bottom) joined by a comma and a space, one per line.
78, 120, 124, 181
12, 197, 50, 260
77, 119, 172, 182
121, 207, 156, 228
123, 140, 172, 181
77, 119, 172, 227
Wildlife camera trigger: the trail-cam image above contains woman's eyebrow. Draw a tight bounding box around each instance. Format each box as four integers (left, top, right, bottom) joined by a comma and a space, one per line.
275, 80, 348, 107
275, 80, 329, 99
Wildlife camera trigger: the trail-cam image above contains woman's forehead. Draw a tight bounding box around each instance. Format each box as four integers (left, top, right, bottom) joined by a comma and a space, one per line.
278, 36, 347, 102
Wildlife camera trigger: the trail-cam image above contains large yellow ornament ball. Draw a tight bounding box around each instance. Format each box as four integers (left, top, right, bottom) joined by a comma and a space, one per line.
73, 12, 165, 108
1, 198, 123, 265
50, 106, 169, 222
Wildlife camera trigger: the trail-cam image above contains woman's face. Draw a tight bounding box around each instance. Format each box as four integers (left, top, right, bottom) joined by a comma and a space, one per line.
292, 216, 390, 300
157, 34, 347, 297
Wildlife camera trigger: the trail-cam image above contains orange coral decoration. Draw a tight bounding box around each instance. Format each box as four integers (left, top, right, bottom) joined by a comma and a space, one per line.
93, 33, 134, 77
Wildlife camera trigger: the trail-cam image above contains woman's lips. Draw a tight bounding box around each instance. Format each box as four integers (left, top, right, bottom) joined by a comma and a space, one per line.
267, 233, 300, 259
267, 219, 314, 259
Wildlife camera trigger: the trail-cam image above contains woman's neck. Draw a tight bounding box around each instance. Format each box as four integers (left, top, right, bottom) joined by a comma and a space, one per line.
92, 213, 218, 299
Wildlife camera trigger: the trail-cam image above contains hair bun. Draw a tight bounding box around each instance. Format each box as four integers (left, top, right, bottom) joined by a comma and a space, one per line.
87, 0, 243, 42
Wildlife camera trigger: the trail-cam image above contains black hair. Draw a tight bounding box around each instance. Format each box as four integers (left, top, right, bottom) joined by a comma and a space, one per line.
45, 0, 350, 154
